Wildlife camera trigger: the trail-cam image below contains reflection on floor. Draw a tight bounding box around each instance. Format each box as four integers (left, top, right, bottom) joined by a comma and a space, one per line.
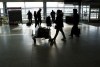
0, 23, 100, 67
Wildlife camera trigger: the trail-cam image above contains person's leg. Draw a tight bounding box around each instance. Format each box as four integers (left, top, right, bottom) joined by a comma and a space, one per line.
52, 17, 55, 23
60, 28, 66, 39
38, 18, 40, 26
39, 18, 42, 26
69, 26, 74, 37
52, 17, 53, 22
28, 19, 30, 22
52, 18, 54, 23
74, 26, 80, 37
35, 20, 39, 27
29, 19, 31, 23
31, 19, 32, 23
36, 19, 39, 26
53, 29, 59, 41
35, 23, 37, 27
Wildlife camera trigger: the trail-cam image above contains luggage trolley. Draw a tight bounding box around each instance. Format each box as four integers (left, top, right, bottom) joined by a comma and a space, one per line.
32, 16, 52, 44
32, 27, 51, 44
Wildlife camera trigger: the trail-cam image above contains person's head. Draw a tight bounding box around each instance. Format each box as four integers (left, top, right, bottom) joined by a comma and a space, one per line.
57, 10, 60, 15
34, 11, 36, 14
57, 10, 62, 15
28, 10, 30, 12
48, 16, 50, 18
34, 11, 36, 13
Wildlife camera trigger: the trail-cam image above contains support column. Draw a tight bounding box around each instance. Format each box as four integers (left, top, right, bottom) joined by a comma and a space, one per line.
0, 9, 1, 17
89, 4, 91, 23
98, 8, 100, 21
81, 3, 83, 21
78, 2, 81, 22
43, 0, 47, 20
3, 2, 7, 16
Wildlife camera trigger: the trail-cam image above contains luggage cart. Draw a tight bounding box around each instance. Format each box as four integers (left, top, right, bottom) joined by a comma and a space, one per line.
32, 27, 51, 44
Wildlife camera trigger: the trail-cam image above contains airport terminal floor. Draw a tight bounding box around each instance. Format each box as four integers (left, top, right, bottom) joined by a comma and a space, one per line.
0, 22, 100, 67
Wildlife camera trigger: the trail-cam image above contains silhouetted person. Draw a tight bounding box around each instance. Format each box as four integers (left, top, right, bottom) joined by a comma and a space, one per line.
50, 10, 55, 23
34, 11, 39, 27
27, 10, 32, 23
53, 10, 66, 41
69, 9, 80, 37
37, 8, 42, 26
46, 16, 51, 28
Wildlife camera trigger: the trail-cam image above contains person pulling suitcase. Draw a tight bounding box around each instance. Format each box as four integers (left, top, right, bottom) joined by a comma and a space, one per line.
69, 9, 80, 37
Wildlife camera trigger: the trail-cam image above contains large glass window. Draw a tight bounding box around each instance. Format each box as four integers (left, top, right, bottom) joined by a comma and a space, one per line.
47, 2, 64, 17
90, 8, 99, 19
7, 2, 25, 19
7, 2, 24, 7
25, 2, 43, 20
64, 4, 78, 16
7, 2, 43, 20
0, 2, 3, 16
81, 5, 90, 21
47, 2, 79, 19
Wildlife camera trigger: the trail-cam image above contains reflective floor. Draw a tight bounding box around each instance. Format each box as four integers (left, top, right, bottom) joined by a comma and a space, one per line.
0, 23, 100, 67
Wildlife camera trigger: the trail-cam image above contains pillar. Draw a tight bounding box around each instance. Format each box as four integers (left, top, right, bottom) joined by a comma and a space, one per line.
78, 2, 81, 22
0, 9, 1, 17
98, 8, 100, 21
3, 2, 7, 16
89, 4, 91, 23
43, 0, 47, 20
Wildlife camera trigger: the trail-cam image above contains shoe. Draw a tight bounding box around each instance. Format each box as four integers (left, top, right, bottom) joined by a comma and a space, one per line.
49, 39, 55, 46
49, 38, 55, 42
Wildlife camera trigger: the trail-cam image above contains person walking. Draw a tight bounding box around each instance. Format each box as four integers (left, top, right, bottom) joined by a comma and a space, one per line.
52, 10, 66, 41
69, 9, 80, 37
50, 10, 55, 23
34, 11, 39, 27
37, 8, 42, 26
27, 10, 32, 23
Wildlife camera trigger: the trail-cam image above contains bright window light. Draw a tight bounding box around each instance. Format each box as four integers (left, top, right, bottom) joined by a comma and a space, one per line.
0, 2, 3, 14
7, 2, 24, 8
25, 2, 43, 7
0, 2, 3, 8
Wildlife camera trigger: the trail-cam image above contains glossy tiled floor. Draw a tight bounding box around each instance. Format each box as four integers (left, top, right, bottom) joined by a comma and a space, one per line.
0, 23, 100, 67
